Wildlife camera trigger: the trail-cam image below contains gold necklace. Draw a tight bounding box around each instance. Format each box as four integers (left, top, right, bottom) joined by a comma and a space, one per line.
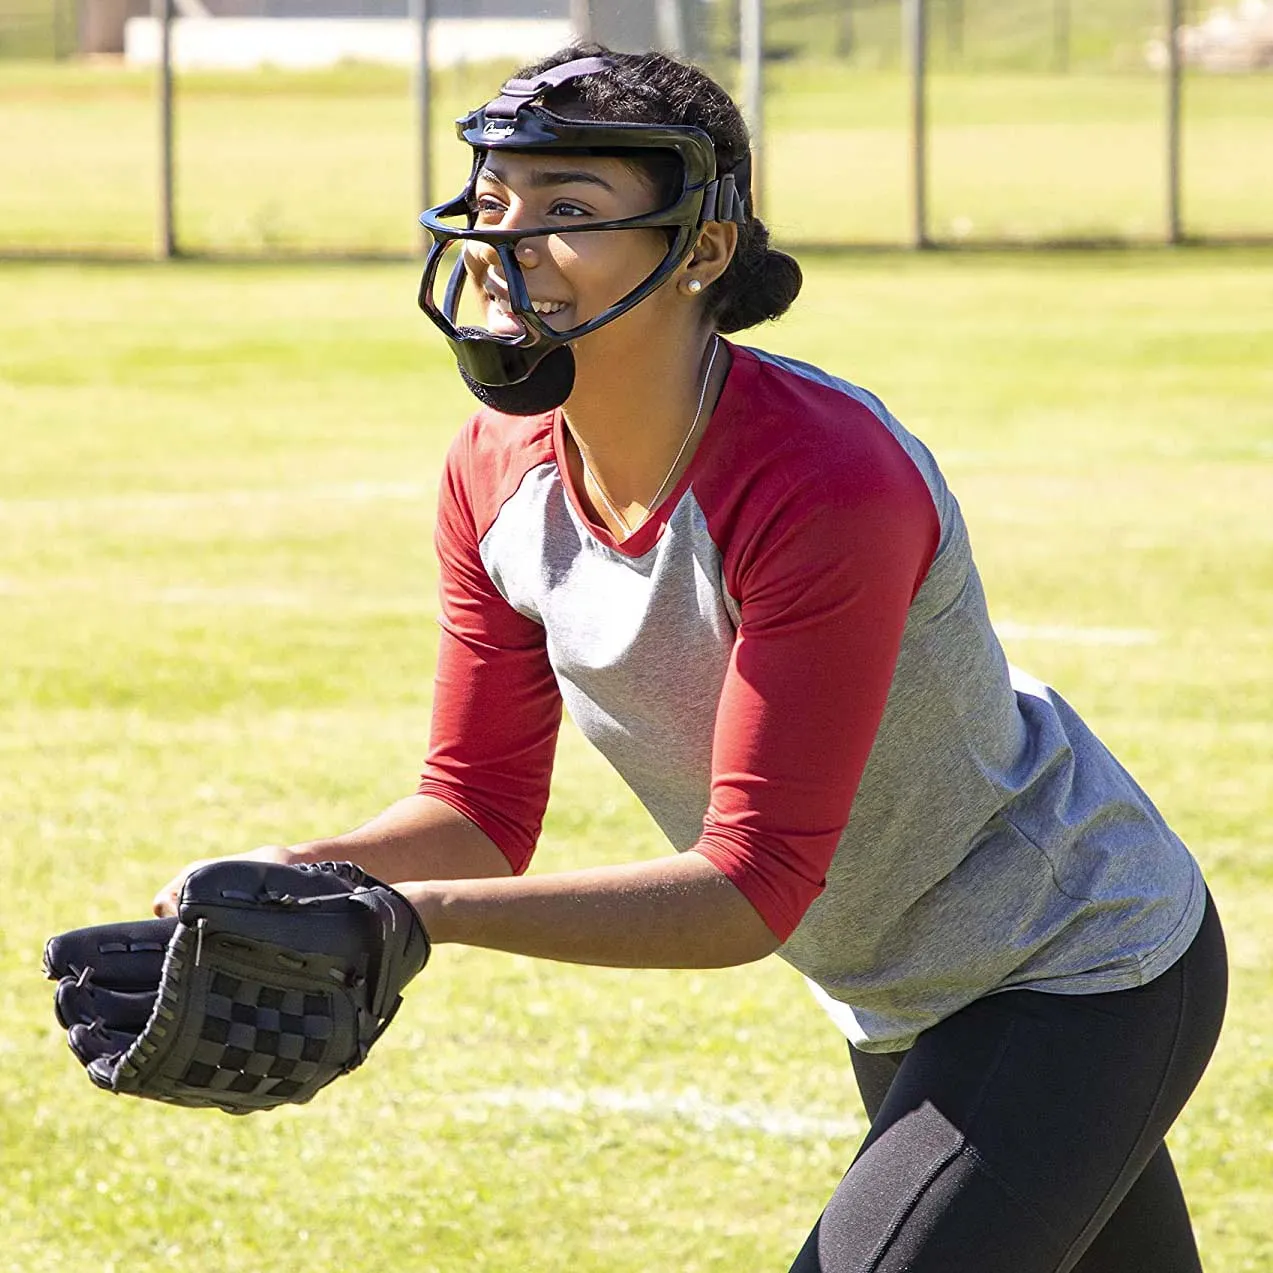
581, 335, 721, 539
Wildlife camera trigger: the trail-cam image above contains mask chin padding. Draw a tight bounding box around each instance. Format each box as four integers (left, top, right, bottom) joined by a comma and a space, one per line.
456, 342, 577, 416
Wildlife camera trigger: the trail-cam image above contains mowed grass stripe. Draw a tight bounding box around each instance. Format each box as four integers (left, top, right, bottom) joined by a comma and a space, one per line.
1, 251, 1270, 1271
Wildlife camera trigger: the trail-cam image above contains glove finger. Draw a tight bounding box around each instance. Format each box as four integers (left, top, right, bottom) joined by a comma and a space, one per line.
55, 975, 157, 1032
67, 1020, 135, 1067
43, 918, 177, 988
85, 1057, 122, 1093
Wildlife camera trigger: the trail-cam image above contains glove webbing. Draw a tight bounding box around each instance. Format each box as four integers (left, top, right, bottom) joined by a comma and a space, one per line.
111, 924, 340, 1108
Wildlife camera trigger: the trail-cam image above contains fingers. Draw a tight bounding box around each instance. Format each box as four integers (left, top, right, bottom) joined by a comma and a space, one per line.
153, 847, 291, 917
48, 930, 166, 1096
43, 918, 177, 987
153, 855, 215, 916
55, 975, 158, 1032
67, 1019, 136, 1066
153, 859, 206, 917
152, 879, 182, 918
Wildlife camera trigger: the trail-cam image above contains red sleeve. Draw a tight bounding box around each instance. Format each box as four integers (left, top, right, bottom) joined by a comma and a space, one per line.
417, 414, 562, 873
691, 366, 940, 940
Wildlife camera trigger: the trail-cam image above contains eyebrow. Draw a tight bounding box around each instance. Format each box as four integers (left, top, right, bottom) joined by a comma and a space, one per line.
478, 165, 617, 194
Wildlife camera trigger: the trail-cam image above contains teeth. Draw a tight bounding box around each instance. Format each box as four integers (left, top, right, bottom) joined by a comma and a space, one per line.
486, 294, 567, 317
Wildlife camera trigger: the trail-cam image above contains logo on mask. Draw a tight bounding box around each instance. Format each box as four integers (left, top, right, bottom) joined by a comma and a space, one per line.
483, 121, 517, 139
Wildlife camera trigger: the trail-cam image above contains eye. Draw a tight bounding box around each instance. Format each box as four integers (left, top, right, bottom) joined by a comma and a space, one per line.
548, 200, 592, 219
470, 193, 507, 224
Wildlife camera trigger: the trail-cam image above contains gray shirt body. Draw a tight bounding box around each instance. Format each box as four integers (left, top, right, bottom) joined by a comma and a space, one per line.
437, 344, 1205, 1052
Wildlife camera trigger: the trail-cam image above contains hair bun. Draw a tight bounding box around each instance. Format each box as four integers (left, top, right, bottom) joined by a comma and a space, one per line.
758, 247, 803, 319
711, 221, 803, 333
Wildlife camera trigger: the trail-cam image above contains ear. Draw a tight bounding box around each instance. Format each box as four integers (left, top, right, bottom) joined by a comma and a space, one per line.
679, 221, 738, 294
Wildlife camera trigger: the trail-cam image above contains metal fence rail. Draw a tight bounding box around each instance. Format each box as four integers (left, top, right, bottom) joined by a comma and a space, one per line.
0, 0, 1269, 258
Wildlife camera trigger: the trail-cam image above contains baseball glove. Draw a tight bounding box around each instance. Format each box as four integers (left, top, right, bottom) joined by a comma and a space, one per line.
43, 859, 430, 1114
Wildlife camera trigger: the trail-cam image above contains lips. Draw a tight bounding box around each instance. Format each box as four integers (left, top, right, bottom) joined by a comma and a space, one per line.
482, 295, 528, 338
482, 289, 570, 338
477, 263, 571, 335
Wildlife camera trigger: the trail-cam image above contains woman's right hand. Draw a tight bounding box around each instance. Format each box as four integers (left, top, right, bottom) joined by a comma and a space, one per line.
152, 844, 294, 917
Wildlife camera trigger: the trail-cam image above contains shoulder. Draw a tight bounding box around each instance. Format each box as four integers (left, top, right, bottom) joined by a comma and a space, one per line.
442, 407, 558, 542
719, 346, 929, 480
697, 346, 941, 570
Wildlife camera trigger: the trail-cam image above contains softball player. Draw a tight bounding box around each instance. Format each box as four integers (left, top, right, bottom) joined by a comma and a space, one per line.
157, 47, 1226, 1272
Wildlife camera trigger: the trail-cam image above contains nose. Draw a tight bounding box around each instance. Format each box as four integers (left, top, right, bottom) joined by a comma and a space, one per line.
486, 193, 548, 263
463, 238, 541, 296
465, 215, 543, 283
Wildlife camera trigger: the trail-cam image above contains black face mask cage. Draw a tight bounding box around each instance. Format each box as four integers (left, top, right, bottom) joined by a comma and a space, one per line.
416, 55, 750, 393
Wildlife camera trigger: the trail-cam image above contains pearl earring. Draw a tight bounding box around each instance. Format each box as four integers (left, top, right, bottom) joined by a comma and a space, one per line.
686, 279, 703, 294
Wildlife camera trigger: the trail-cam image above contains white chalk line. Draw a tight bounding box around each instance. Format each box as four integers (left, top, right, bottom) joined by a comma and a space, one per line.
2, 579, 1162, 646
0, 484, 1159, 649
443, 1085, 863, 1142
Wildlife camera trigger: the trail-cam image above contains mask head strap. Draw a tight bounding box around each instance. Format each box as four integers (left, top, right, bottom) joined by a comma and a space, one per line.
701, 150, 751, 224
483, 56, 616, 120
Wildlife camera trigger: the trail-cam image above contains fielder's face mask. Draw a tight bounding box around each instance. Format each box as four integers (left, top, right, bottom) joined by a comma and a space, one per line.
417, 55, 750, 415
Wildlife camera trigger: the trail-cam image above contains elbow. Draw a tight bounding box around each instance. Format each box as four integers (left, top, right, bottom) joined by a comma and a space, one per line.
703, 897, 785, 968
682, 847, 791, 967
729, 927, 783, 967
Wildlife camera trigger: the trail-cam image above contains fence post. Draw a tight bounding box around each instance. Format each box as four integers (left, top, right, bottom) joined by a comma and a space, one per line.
1166, 0, 1184, 243
837, 0, 854, 58
155, 0, 175, 259
946, 0, 962, 62
414, 0, 431, 236
740, 0, 764, 221
906, 0, 929, 248
1052, 0, 1070, 74
656, 0, 687, 53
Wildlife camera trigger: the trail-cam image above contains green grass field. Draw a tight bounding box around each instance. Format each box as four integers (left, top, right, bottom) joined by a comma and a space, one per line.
1, 246, 1270, 1270
0, 58, 1269, 254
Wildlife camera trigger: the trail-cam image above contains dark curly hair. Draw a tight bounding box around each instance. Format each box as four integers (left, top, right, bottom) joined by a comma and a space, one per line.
510, 44, 802, 334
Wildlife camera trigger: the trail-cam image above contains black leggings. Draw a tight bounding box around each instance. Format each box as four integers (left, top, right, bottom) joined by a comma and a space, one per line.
789, 893, 1227, 1273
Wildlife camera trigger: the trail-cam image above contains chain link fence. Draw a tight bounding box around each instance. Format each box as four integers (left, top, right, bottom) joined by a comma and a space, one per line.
702, 0, 1272, 246
1, 0, 1269, 257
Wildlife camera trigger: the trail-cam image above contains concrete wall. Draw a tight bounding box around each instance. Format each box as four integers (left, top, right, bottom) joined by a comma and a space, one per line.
198, 0, 569, 15
123, 14, 574, 69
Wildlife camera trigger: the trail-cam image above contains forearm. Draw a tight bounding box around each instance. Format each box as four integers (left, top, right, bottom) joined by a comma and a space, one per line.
402, 849, 780, 969
153, 793, 512, 918
281, 793, 513, 884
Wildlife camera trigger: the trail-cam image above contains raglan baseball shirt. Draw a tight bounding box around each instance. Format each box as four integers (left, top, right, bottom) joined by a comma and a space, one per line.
418, 342, 1206, 1053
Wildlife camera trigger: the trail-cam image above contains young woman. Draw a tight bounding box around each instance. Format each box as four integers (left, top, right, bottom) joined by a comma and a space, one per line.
156, 47, 1227, 1272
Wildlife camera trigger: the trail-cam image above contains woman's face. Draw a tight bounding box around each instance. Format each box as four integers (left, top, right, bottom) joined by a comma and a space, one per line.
462, 151, 673, 346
